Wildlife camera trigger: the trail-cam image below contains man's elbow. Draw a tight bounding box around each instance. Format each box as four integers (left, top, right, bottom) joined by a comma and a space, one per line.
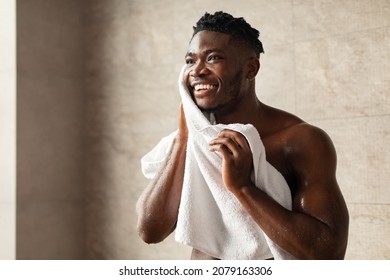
137, 224, 165, 244
313, 232, 349, 260
136, 203, 159, 243
135, 202, 176, 244
136, 215, 172, 244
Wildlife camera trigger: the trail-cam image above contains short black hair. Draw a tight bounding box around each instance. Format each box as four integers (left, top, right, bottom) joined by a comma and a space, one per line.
192, 11, 264, 58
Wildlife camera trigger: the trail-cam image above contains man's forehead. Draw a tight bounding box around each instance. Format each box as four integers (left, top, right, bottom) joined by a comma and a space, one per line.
187, 31, 232, 54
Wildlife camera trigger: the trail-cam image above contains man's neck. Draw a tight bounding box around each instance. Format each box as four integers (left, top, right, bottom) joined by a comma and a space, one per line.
213, 93, 262, 125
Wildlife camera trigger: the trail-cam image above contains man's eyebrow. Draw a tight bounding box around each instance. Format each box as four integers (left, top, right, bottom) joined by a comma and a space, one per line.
203, 48, 225, 54
185, 48, 225, 57
185, 51, 194, 58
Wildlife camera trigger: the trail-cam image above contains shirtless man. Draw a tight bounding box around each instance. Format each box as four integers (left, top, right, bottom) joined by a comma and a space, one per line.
136, 11, 349, 259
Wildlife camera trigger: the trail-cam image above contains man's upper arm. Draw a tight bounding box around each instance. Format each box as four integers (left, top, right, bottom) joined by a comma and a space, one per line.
289, 124, 348, 237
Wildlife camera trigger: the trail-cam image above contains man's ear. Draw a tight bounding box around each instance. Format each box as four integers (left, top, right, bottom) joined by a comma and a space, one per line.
246, 57, 260, 81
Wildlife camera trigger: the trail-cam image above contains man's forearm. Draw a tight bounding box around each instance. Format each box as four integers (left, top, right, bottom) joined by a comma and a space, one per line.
233, 184, 340, 259
136, 136, 187, 244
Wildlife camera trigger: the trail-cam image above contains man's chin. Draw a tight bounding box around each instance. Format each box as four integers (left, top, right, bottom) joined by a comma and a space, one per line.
193, 96, 227, 113
194, 100, 212, 111
196, 103, 221, 114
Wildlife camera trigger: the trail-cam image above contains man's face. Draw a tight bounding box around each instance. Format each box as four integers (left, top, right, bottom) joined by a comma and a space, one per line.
184, 31, 246, 112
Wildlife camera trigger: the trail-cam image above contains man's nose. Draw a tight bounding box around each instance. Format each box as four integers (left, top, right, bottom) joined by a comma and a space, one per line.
190, 61, 209, 77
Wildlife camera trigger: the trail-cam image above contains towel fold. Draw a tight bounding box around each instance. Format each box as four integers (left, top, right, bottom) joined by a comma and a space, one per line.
141, 66, 295, 259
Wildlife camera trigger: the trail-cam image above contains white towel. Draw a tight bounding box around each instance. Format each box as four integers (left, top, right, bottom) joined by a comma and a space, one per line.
141, 66, 295, 259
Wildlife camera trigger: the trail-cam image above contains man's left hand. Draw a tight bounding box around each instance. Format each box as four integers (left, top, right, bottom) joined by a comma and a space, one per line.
208, 129, 253, 193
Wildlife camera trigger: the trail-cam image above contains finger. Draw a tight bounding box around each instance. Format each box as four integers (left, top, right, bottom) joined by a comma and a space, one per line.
209, 143, 235, 162
217, 129, 251, 151
209, 137, 240, 157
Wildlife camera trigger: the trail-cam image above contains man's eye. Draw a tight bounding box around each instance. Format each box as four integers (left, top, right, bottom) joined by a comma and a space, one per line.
185, 58, 194, 64
208, 55, 221, 61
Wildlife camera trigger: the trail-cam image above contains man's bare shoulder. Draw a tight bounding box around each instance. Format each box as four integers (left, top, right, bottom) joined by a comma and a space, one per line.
263, 104, 332, 145
262, 105, 338, 195
260, 104, 304, 137
272, 109, 338, 182
261, 104, 336, 163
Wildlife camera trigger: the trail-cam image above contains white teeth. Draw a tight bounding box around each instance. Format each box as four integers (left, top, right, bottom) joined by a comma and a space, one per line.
194, 84, 216, 91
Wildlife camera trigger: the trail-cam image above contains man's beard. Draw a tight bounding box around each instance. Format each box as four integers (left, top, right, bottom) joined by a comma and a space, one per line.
200, 69, 243, 113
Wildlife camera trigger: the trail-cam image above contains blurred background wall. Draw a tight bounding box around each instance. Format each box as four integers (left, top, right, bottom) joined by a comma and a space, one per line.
16, 0, 85, 259
1, 0, 389, 259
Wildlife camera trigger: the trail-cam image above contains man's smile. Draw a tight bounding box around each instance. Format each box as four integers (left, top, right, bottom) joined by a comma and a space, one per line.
192, 83, 218, 98
193, 84, 217, 91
